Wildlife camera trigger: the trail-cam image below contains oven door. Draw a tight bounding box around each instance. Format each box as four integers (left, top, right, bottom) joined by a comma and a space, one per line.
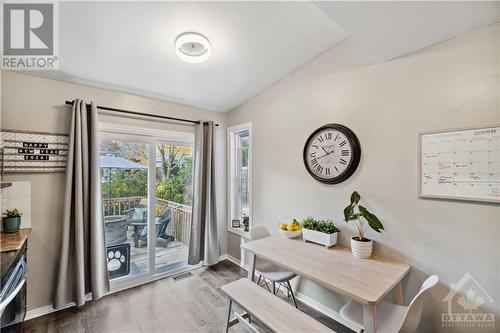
0, 256, 27, 327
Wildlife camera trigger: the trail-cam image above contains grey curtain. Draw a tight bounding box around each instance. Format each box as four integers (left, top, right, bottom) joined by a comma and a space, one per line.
54, 99, 109, 309
188, 121, 220, 265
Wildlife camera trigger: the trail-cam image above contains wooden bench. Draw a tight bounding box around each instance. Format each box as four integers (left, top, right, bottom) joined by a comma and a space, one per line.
221, 278, 336, 333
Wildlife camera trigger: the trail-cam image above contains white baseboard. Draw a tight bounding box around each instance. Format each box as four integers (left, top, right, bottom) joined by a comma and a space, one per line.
219, 253, 362, 333
25, 304, 56, 321
219, 253, 249, 270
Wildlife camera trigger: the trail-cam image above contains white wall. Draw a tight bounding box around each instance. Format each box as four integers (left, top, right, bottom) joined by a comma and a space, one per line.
0, 71, 227, 311
227, 24, 500, 332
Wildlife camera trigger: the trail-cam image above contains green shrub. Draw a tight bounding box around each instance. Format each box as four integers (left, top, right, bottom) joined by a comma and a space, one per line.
302, 217, 338, 234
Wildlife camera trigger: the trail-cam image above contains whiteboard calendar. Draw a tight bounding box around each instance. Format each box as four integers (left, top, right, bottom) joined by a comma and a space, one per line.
419, 126, 500, 203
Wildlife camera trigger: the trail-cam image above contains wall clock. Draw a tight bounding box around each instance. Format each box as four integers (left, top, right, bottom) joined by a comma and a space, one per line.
303, 124, 361, 184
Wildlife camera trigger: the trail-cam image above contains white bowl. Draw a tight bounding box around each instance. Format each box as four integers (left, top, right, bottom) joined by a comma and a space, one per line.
279, 229, 302, 239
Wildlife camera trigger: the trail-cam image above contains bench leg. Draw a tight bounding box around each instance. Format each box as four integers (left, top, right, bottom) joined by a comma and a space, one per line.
224, 300, 232, 333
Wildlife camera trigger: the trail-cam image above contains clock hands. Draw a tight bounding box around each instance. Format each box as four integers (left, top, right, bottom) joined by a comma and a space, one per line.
318, 147, 335, 159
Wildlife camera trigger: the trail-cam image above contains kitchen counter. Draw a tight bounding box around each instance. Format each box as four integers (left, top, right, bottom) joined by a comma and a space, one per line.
0, 228, 31, 253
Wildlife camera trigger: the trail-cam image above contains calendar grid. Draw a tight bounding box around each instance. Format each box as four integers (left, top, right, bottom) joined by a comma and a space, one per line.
419, 125, 500, 203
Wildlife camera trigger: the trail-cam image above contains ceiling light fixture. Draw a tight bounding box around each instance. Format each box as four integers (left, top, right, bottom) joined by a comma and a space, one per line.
175, 32, 211, 64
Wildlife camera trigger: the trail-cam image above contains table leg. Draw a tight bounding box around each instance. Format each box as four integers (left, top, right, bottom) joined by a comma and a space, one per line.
392, 281, 404, 305
247, 253, 256, 282
363, 303, 376, 333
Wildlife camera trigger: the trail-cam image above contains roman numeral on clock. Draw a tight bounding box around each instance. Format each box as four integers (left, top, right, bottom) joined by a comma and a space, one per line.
339, 140, 347, 147
325, 132, 332, 140
326, 167, 331, 176
341, 149, 349, 156
311, 158, 318, 166
317, 136, 324, 143
316, 164, 323, 173
340, 158, 347, 165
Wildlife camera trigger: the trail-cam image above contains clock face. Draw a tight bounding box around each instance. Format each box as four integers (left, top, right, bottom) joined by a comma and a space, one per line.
303, 124, 361, 184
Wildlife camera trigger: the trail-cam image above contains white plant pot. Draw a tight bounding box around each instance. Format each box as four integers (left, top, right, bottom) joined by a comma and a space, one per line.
351, 237, 373, 258
302, 229, 338, 248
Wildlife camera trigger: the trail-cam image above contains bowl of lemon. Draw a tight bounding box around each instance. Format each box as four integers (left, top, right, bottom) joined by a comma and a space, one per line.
279, 219, 302, 239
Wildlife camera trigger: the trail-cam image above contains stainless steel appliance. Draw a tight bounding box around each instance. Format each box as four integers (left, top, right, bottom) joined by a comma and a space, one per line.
0, 250, 27, 329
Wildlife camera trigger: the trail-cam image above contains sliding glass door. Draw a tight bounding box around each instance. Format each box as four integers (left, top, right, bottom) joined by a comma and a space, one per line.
154, 142, 193, 273
99, 129, 194, 288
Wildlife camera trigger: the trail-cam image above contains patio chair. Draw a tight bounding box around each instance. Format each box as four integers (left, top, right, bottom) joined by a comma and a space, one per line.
138, 208, 175, 247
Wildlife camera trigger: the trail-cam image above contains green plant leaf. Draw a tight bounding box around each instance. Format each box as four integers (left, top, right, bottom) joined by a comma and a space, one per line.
350, 191, 360, 205
343, 204, 355, 222
358, 205, 384, 233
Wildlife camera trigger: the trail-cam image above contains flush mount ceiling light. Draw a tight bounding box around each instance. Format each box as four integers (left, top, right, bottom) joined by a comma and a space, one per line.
175, 32, 211, 64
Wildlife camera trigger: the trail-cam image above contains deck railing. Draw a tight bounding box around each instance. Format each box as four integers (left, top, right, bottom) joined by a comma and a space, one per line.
103, 196, 192, 246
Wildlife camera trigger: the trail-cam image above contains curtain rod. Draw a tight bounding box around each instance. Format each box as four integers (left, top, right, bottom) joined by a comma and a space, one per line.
64, 100, 219, 127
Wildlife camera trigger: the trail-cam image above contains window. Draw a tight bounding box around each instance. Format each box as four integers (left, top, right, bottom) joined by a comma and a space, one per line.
228, 122, 252, 236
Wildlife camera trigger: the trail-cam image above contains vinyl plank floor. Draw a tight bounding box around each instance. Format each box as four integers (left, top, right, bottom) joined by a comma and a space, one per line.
16, 260, 354, 333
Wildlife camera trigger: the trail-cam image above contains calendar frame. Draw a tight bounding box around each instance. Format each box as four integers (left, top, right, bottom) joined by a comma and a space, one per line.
418, 124, 500, 204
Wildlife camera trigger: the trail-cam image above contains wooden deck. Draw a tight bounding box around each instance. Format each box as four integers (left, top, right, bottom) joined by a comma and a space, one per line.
116, 228, 189, 278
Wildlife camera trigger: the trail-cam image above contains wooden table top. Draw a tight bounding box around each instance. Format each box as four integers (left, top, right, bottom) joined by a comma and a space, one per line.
242, 236, 410, 304
0, 228, 31, 252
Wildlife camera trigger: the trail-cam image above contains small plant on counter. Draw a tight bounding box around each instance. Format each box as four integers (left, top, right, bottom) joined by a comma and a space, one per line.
343, 191, 384, 258
302, 217, 339, 234
302, 217, 339, 248
2, 208, 22, 233
3, 209, 22, 218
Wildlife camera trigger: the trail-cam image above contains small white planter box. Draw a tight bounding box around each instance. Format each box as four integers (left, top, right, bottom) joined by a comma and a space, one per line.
302, 229, 338, 248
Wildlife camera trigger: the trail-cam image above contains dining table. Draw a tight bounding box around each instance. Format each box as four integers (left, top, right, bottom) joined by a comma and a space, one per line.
241, 236, 410, 333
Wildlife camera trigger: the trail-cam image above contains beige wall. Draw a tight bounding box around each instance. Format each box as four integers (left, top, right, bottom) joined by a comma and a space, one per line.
0, 71, 227, 311
227, 24, 500, 332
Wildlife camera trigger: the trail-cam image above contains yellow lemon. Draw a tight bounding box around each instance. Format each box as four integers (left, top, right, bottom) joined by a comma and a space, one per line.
279, 223, 288, 231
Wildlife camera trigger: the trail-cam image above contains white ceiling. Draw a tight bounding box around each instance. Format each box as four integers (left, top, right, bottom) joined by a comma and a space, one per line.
314, 1, 500, 61
32, 1, 500, 112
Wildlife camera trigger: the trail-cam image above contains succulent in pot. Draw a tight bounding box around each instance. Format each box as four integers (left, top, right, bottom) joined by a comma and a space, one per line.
2, 208, 22, 233
343, 191, 384, 258
302, 217, 339, 248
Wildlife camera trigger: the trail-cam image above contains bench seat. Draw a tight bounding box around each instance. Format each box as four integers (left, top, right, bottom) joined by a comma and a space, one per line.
221, 278, 336, 333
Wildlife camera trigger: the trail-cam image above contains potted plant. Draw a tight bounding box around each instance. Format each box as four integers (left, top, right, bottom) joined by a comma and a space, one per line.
242, 215, 249, 232
302, 217, 339, 248
343, 191, 384, 258
3, 208, 22, 233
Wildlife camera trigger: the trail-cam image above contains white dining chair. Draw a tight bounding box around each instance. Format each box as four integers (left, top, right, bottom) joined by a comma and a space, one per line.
249, 226, 298, 308
339, 275, 439, 333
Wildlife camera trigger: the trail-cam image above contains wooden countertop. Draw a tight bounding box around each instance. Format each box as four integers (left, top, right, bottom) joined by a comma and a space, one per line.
0, 228, 31, 252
